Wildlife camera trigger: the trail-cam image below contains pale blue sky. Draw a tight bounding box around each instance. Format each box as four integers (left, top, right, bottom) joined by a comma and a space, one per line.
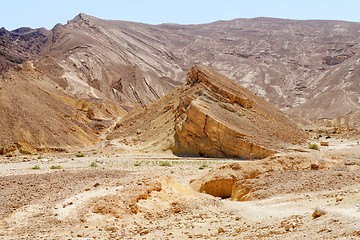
1, 0, 360, 30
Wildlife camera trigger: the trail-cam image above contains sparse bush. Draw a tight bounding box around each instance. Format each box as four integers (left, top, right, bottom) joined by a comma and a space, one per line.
31, 165, 40, 170
75, 151, 85, 157
90, 162, 98, 168
37, 155, 43, 160
134, 161, 142, 166
159, 161, 171, 167
308, 143, 320, 151
50, 165, 62, 170
199, 162, 209, 170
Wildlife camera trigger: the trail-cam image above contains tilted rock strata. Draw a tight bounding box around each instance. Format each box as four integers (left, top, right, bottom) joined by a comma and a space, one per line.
108, 65, 306, 159
171, 65, 306, 158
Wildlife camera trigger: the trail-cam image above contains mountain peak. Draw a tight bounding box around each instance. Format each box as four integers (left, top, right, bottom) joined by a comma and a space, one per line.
68, 13, 95, 25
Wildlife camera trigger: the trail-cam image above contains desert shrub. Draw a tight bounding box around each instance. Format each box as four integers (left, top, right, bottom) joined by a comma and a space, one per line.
159, 161, 171, 167
75, 151, 85, 157
308, 143, 320, 150
50, 165, 62, 170
134, 161, 142, 166
31, 165, 40, 170
199, 162, 209, 170
90, 162, 98, 168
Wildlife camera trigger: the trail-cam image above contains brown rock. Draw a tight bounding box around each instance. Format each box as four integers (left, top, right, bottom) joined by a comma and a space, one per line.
311, 163, 320, 170
312, 207, 327, 219
320, 142, 329, 146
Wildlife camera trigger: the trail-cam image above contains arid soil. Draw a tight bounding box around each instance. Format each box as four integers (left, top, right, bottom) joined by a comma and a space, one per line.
1, 140, 360, 239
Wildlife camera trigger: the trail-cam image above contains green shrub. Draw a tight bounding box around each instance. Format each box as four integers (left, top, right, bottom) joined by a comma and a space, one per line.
199, 163, 209, 170
90, 162, 98, 168
50, 165, 62, 170
75, 151, 85, 157
308, 143, 320, 151
31, 165, 40, 170
159, 161, 171, 167
134, 161, 142, 166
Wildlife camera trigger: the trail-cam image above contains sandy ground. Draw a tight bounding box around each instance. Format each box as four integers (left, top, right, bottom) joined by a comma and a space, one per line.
1, 140, 360, 239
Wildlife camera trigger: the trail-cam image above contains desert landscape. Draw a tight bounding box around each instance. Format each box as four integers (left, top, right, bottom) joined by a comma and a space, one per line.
1, 13, 360, 239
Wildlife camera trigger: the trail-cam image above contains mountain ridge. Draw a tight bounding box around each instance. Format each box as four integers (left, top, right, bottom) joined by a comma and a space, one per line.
2, 13, 360, 153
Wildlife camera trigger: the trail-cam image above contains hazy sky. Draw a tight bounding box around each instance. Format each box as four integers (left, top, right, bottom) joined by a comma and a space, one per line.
2, 0, 360, 30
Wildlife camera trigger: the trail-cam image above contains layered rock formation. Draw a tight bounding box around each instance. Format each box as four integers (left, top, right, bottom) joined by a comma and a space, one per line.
108, 65, 306, 158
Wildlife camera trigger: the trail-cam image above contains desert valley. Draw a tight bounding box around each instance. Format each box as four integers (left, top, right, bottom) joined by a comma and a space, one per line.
1, 13, 360, 239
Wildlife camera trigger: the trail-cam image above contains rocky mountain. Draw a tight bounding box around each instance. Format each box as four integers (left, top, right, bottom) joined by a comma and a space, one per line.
107, 65, 306, 159
3, 14, 360, 118
0, 27, 50, 72
41, 14, 360, 120
2, 13, 360, 154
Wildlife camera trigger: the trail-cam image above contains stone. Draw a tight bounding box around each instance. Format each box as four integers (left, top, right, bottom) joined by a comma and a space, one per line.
310, 163, 319, 170
312, 207, 327, 219
320, 142, 329, 146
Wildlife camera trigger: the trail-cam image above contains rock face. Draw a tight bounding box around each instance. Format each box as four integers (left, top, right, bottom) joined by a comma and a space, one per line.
171, 65, 306, 158
108, 65, 306, 159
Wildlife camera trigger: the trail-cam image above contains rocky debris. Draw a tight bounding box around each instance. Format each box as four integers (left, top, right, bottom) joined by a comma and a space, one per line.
1, 152, 360, 239
280, 215, 304, 232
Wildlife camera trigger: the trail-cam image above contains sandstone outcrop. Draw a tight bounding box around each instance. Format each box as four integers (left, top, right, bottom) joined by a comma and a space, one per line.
108, 65, 306, 158
171, 65, 306, 158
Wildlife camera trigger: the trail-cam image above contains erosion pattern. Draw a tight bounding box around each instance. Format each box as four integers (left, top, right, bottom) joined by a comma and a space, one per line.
0, 62, 126, 154
108, 65, 306, 159
2, 14, 360, 118
2, 13, 360, 153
